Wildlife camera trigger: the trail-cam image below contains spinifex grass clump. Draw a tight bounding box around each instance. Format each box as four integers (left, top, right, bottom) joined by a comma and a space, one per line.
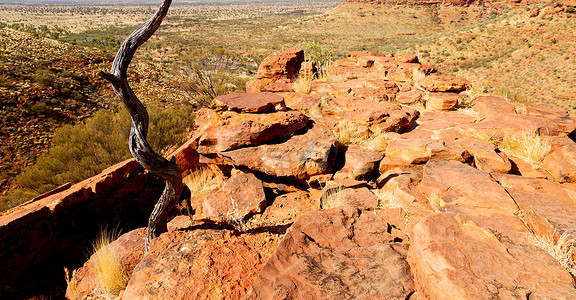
499, 132, 551, 166
528, 232, 576, 277
333, 120, 389, 152
90, 227, 130, 297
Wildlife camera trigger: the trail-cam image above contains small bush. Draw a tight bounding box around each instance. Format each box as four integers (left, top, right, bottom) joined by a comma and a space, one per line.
175, 48, 248, 108
0, 105, 196, 212
528, 231, 576, 277
298, 41, 333, 78
320, 186, 346, 209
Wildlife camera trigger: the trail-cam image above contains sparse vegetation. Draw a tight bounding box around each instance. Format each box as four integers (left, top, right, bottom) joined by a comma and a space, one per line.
333, 120, 389, 152
89, 226, 130, 297
0, 105, 195, 212
528, 231, 576, 277
320, 186, 346, 209
183, 166, 220, 197
498, 132, 551, 166
293, 75, 313, 94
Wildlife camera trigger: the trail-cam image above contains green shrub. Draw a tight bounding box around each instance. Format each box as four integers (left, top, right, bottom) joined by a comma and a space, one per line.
298, 40, 333, 78
0, 104, 196, 212
175, 48, 248, 108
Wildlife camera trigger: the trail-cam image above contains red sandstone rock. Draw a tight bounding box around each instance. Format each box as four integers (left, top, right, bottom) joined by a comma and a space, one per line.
493, 173, 576, 239
418, 159, 518, 213
334, 145, 384, 180
123, 229, 280, 300
396, 90, 424, 105
543, 144, 576, 183
418, 75, 470, 92
256, 48, 304, 81
194, 172, 266, 223
455, 137, 512, 173
320, 179, 380, 210
347, 50, 376, 62
218, 125, 338, 180
425, 92, 460, 111
380, 138, 469, 172
328, 96, 420, 133
245, 207, 414, 299
394, 53, 419, 63
215, 110, 309, 152
386, 67, 413, 82
299, 60, 317, 78
409, 213, 576, 299
211, 92, 286, 113
254, 191, 318, 227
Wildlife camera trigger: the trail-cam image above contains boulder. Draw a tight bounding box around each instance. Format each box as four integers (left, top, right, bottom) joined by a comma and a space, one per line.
418, 75, 470, 92
328, 96, 420, 133
334, 145, 384, 180
255, 48, 304, 81
211, 92, 286, 113
409, 213, 576, 299
543, 144, 576, 183
379, 138, 470, 172
245, 207, 414, 299
194, 172, 266, 223
418, 159, 519, 213
394, 53, 419, 63
425, 92, 460, 111
396, 90, 424, 105
320, 179, 380, 210
122, 229, 280, 300
218, 125, 338, 180
455, 137, 512, 173
347, 51, 376, 62
215, 110, 309, 152
253, 191, 318, 228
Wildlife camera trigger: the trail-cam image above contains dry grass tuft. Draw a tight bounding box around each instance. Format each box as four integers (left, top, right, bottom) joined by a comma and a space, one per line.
499, 132, 551, 166
183, 166, 220, 197
90, 227, 130, 297
528, 231, 576, 277
373, 189, 402, 209
64, 267, 78, 299
411, 68, 426, 85
293, 75, 313, 94
332, 120, 389, 152
320, 186, 347, 209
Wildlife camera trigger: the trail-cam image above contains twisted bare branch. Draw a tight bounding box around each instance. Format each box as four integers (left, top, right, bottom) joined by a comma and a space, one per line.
98, 0, 183, 252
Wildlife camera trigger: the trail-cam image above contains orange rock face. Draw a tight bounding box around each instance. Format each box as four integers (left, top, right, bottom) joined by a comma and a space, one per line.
246, 207, 414, 299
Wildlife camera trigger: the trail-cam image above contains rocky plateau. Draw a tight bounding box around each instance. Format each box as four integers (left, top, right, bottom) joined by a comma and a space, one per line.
2, 47, 576, 299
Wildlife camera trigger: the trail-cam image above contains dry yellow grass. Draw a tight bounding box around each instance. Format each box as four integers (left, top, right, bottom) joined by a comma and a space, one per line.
293, 76, 313, 94
499, 132, 551, 166
332, 120, 389, 152
183, 166, 220, 197
90, 227, 130, 297
64, 267, 78, 299
320, 186, 347, 209
373, 189, 402, 210
528, 231, 576, 277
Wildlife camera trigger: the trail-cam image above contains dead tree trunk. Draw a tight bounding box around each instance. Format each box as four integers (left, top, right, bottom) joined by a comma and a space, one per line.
98, 0, 182, 252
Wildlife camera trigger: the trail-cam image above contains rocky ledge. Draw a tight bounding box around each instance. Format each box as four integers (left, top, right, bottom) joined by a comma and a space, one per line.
2, 48, 576, 299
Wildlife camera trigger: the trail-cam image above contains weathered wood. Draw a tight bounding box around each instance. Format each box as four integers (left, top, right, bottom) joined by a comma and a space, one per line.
98, 0, 183, 252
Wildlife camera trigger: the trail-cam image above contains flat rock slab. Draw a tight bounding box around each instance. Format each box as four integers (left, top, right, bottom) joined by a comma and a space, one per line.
215, 110, 309, 152
123, 229, 280, 300
418, 159, 519, 214
418, 75, 470, 92
425, 92, 459, 111
409, 213, 576, 299
195, 172, 266, 223
219, 125, 338, 180
211, 92, 286, 113
492, 173, 576, 238
544, 144, 576, 183
335, 145, 384, 180
455, 137, 511, 173
245, 207, 414, 299
328, 96, 419, 133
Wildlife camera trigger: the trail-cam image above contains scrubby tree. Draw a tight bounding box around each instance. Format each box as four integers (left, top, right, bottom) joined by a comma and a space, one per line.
98, 0, 181, 252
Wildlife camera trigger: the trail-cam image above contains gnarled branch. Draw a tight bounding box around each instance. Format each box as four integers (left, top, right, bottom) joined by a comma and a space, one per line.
98, 0, 183, 252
